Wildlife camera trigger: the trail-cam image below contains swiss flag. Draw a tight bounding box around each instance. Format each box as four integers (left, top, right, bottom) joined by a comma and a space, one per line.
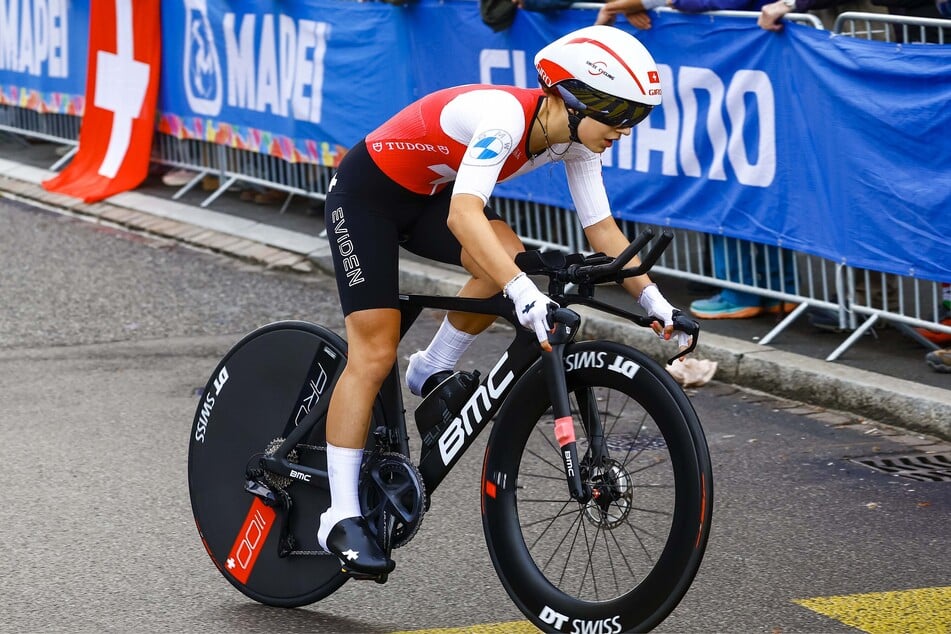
43, 0, 161, 203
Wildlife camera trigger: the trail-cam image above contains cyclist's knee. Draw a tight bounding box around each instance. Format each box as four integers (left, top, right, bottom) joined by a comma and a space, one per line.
347, 345, 398, 385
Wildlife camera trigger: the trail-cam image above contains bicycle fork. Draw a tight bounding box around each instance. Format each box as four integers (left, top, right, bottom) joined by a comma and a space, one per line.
541, 308, 591, 503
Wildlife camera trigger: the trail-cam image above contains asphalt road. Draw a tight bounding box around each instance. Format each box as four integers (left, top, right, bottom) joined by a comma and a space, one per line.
1, 200, 948, 633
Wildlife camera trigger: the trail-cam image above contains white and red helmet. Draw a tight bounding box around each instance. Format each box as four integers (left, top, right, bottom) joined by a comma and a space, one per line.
534, 25, 661, 128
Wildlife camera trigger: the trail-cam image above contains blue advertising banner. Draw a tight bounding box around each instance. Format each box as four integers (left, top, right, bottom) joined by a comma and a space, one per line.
0, 0, 90, 113
405, 3, 951, 281
156, 0, 414, 166
1, 0, 947, 280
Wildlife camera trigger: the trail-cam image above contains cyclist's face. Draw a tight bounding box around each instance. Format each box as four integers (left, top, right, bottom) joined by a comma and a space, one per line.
577, 117, 632, 154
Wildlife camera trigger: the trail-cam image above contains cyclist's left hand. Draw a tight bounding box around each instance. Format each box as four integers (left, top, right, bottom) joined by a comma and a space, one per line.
638, 284, 691, 356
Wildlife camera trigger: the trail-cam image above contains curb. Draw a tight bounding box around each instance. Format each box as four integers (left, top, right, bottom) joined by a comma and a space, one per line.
0, 159, 323, 273
2, 159, 949, 440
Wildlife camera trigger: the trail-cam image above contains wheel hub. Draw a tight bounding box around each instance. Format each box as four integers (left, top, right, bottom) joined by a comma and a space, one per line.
583, 459, 633, 528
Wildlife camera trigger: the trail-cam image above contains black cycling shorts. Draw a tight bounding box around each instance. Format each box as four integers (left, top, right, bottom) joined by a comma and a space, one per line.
324, 141, 501, 316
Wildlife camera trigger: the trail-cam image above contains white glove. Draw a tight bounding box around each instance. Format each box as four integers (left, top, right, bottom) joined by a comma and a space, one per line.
505, 273, 557, 345
638, 284, 690, 348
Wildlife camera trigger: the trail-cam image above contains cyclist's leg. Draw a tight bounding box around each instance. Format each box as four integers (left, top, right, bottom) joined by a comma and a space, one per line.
317, 308, 400, 574
321, 144, 407, 575
326, 309, 401, 449
402, 209, 524, 394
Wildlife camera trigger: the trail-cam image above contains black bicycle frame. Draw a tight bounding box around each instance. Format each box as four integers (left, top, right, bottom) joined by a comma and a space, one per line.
259, 291, 558, 499
398, 293, 549, 494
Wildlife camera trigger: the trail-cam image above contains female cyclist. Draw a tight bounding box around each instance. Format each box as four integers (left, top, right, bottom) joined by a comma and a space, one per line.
319, 24, 687, 574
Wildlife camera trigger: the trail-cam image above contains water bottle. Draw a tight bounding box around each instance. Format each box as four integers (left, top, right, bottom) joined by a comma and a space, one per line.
414, 370, 481, 449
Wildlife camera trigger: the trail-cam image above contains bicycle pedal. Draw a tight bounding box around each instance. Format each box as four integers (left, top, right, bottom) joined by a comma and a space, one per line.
340, 567, 389, 584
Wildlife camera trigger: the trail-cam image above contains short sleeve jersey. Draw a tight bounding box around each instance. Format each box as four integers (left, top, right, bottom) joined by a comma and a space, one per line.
364, 84, 612, 228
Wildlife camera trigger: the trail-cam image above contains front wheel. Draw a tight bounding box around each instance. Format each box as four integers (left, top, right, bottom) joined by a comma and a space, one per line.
482, 341, 713, 633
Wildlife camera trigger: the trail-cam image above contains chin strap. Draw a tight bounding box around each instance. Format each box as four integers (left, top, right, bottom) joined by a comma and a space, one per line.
567, 109, 585, 143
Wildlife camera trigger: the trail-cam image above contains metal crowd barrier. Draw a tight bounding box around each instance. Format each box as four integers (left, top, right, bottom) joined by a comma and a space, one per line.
834, 11, 951, 43
2, 9, 949, 360
0, 106, 80, 170
151, 134, 333, 213
493, 200, 951, 360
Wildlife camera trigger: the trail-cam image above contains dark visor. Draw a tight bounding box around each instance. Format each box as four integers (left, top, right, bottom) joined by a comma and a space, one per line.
556, 79, 654, 129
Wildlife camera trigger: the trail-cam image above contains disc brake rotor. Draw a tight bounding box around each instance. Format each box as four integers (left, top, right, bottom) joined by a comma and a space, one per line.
584, 458, 633, 529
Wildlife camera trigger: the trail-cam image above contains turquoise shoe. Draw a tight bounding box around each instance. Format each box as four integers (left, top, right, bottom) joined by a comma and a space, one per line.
689, 294, 763, 319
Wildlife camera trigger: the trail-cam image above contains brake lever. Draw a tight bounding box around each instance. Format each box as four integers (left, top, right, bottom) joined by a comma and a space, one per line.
665, 310, 700, 365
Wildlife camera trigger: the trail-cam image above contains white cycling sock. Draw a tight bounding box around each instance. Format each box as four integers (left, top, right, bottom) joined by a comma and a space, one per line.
317, 443, 364, 551
406, 316, 477, 396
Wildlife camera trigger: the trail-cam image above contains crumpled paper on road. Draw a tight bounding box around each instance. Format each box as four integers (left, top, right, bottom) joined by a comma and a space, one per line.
666, 358, 718, 387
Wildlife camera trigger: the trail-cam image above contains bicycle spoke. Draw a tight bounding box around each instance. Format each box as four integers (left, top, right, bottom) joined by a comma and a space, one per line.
524, 437, 566, 475
600, 518, 622, 597
537, 505, 585, 586
520, 497, 581, 504
577, 512, 600, 600
604, 517, 647, 581
623, 514, 658, 567
627, 456, 671, 477
526, 500, 576, 551
629, 505, 674, 517
558, 509, 587, 589
521, 505, 582, 529
518, 471, 568, 483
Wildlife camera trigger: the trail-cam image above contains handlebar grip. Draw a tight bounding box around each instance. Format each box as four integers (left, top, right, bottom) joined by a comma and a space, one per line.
666, 310, 700, 365
577, 228, 654, 280
617, 230, 673, 281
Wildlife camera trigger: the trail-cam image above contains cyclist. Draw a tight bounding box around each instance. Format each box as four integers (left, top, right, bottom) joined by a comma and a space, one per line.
320, 24, 689, 574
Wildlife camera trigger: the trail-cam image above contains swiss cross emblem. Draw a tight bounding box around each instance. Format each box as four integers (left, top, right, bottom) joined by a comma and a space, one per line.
648, 71, 660, 84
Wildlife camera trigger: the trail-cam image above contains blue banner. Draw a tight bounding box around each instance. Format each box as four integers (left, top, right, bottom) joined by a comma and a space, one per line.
2, 0, 948, 281
0, 0, 89, 113
405, 3, 951, 281
156, 0, 414, 165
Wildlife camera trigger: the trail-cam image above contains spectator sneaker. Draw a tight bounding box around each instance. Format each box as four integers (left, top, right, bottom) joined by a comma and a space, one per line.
763, 301, 799, 315
925, 348, 951, 373
689, 294, 762, 319
914, 318, 951, 346
161, 168, 197, 186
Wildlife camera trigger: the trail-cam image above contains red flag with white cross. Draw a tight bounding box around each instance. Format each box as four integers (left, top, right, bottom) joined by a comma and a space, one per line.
43, 0, 161, 203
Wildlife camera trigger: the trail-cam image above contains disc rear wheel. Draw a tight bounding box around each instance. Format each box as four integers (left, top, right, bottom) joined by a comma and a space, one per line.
188, 321, 358, 607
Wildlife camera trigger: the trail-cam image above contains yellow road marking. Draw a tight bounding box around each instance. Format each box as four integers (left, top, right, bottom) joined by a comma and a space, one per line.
795, 586, 951, 634
391, 621, 537, 633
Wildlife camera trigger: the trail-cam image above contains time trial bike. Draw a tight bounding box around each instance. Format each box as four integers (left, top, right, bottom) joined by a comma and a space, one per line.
187, 228, 713, 632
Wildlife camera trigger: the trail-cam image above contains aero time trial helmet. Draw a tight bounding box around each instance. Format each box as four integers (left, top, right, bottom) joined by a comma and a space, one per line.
534, 25, 661, 131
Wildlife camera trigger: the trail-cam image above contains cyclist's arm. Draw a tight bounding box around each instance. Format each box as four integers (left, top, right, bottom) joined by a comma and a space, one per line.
584, 216, 685, 346
447, 192, 521, 289
446, 92, 526, 287
566, 151, 658, 303
583, 217, 653, 299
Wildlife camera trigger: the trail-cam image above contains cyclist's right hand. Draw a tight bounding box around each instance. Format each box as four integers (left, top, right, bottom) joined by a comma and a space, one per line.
505, 273, 557, 350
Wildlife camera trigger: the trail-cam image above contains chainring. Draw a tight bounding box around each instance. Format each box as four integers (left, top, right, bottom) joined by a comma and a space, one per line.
360, 452, 427, 549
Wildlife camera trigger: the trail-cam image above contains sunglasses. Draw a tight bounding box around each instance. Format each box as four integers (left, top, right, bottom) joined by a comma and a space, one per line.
555, 80, 654, 129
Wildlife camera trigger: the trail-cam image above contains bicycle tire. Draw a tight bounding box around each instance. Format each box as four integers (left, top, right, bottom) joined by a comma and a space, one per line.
482, 340, 713, 633
188, 320, 362, 607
